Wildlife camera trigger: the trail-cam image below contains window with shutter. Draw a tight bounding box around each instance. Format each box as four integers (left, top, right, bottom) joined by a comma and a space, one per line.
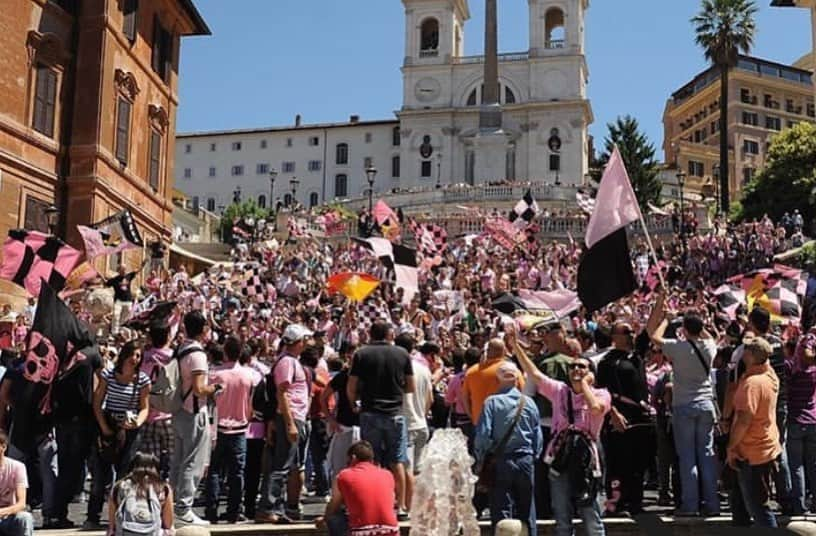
149, 130, 161, 190
391, 156, 400, 178
116, 97, 131, 164
24, 197, 50, 233
32, 65, 57, 138
336, 143, 349, 165
335, 175, 348, 197
151, 16, 173, 81
123, 0, 138, 43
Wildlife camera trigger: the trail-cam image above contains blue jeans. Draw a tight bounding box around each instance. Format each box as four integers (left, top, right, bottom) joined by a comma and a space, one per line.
672, 400, 719, 514
205, 432, 247, 519
258, 417, 309, 517
489, 454, 536, 536
736, 460, 778, 528
549, 470, 605, 536
0, 512, 33, 536
775, 408, 793, 511
787, 423, 816, 513
359, 412, 407, 467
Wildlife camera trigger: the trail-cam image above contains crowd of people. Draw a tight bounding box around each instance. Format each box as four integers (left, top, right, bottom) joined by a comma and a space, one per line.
0, 207, 811, 536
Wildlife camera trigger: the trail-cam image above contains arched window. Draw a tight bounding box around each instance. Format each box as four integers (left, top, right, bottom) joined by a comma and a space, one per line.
335, 174, 348, 197
392, 126, 401, 146
505, 86, 516, 104
466, 84, 517, 106
206, 197, 216, 212
420, 18, 439, 55
545, 8, 565, 48
257, 194, 266, 208
283, 193, 293, 206
467, 89, 477, 106
309, 192, 319, 207
336, 143, 349, 165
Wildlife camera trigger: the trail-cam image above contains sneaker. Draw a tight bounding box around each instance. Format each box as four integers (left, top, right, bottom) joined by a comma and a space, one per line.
397, 509, 410, 522
82, 518, 103, 530
223, 513, 249, 524
176, 511, 211, 526
44, 518, 76, 530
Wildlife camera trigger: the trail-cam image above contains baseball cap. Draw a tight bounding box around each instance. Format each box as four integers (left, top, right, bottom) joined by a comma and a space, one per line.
281, 324, 313, 344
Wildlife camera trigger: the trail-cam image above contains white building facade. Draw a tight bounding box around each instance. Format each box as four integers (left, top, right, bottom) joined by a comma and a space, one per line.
174, 0, 592, 211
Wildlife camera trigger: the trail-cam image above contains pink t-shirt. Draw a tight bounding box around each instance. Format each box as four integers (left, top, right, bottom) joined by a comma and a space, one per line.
445, 371, 468, 415
274, 354, 310, 423
210, 362, 261, 434
0, 457, 27, 508
141, 347, 174, 422
536, 374, 611, 455
178, 341, 209, 414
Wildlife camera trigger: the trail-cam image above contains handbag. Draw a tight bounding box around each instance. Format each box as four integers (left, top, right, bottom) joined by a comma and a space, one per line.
475, 396, 527, 493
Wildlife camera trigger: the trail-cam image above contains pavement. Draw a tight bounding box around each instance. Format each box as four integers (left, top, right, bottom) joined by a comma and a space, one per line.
33, 488, 816, 535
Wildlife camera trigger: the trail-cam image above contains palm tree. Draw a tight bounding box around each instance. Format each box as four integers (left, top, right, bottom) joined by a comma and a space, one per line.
692, 0, 757, 214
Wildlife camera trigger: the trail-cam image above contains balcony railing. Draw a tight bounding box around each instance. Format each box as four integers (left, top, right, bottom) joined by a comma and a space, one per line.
545, 39, 565, 49
419, 49, 439, 58
452, 52, 529, 65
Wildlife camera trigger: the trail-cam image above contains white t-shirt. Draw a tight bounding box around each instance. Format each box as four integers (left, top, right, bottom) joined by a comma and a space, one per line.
179, 341, 209, 414
403, 361, 432, 432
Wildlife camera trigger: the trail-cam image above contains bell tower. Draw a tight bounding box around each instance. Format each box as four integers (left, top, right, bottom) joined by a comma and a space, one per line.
528, 0, 587, 56
402, 0, 469, 66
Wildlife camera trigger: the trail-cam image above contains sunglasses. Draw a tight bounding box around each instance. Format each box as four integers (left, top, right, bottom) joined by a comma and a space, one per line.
569, 363, 589, 371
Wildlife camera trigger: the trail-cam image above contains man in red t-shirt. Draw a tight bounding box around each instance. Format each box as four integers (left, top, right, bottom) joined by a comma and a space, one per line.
315, 441, 399, 536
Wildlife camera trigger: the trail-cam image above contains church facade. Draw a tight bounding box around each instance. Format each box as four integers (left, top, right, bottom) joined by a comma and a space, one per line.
174, 0, 593, 211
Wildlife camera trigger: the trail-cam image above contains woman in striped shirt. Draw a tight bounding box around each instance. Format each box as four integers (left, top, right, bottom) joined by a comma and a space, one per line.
87, 340, 150, 529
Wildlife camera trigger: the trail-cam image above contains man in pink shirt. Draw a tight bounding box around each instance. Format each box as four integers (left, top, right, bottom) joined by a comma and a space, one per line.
205, 336, 261, 523
510, 329, 610, 536
256, 324, 313, 524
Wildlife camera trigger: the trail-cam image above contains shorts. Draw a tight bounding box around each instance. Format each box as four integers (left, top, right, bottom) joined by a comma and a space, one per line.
359, 412, 408, 467
407, 428, 430, 474
268, 415, 309, 473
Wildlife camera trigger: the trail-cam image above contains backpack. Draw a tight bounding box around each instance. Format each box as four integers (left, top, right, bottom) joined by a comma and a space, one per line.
114, 481, 162, 536
547, 389, 601, 507
252, 357, 286, 421
149, 344, 202, 414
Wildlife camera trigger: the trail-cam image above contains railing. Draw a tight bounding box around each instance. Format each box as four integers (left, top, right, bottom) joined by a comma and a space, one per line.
334, 183, 581, 211
452, 52, 529, 64
419, 49, 439, 58
545, 40, 565, 49
412, 215, 675, 240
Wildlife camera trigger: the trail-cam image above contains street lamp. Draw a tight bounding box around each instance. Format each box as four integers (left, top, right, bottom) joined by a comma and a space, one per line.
365, 165, 377, 215
233, 186, 242, 204
44, 205, 59, 235
289, 177, 299, 209
269, 169, 278, 211
436, 153, 443, 189
712, 164, 721, 215
676, 169, 687, 252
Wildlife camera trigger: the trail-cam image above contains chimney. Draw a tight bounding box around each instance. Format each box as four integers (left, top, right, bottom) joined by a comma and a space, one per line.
349, 115, 360, 124
295, 114, 302, 127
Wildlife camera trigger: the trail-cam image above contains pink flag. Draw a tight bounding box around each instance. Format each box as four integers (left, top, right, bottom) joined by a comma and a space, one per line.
372, 200, 398, 226
0, 230, 82, 296
518, 289, 581, 318
584, 146, 642, 248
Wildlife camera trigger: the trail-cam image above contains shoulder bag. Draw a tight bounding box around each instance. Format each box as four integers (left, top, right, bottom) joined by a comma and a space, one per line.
475, 395, 527, 493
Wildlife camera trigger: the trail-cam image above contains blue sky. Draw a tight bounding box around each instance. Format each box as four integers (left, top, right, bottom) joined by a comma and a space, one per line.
177, 1, 811, 160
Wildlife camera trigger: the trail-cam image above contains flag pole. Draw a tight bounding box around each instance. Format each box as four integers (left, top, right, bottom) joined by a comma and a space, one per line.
637, 211, 666, 290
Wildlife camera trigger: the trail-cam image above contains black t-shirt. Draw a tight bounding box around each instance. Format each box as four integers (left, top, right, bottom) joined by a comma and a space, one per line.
52, 351, 102, 422
328, 370, 359, 427
107, 272, 137, 302
596, 348, 650, 424
349, 342, 413, 416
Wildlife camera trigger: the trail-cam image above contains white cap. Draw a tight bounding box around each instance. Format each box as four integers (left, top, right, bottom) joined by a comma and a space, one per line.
497, 361, 520, 383
282, 324, 313, 344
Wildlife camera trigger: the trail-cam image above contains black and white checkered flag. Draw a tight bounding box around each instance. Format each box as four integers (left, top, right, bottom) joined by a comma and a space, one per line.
576, 190, 596, 215
508, 189, 540, 229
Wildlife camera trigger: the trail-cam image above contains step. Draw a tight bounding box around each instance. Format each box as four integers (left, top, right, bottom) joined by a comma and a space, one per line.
36, 515, 816, 536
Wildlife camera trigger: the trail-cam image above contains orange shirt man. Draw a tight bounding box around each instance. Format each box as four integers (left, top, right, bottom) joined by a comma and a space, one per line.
462, 339, 524, 424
